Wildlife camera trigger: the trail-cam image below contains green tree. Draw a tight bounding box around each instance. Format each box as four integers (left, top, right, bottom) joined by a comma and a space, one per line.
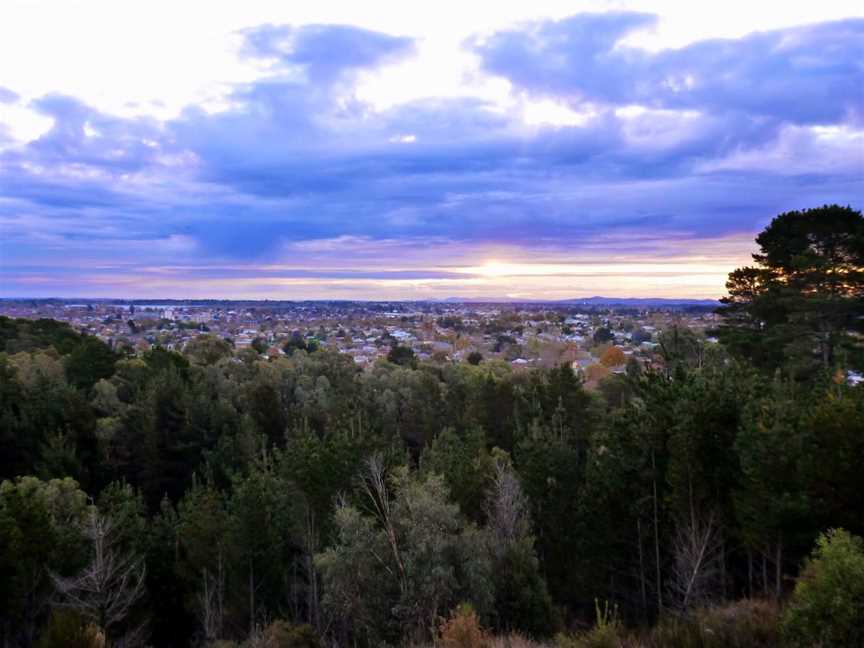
64, 337, 119, 390
315, 459, 492, 646
801, 384, 864, 536
782, 528, 864, 647
718, 205, 864, 375
131, 368, 197, 507
593, 327, 614, 344
184, 335, 232, 366
176, 478, 232, 642
142, 346, 190, 375
143, 497, 197, 647
658, 326, 704, 376
229, 457, 303, 633
734, 380, 812, 599
421, 427, 494, 523
387, 345, 417, 368
0, 477, 90, 647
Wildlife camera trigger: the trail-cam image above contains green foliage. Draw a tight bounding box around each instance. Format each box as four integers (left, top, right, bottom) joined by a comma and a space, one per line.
422, 427, 494, 522
782, 528, 864, 647
96, 480, 147, 551
485, 459, 557, 637
143, 497, 197, 647
283, 331, 318, 356
492, 543, 557, 637
142, 346, 190, 374
0, 316, 86, 355
734, 379, 813, 576
0, 476, 91, 643
185, 334, 233, 365
278, 429, 370, 544
229, 457, 304, 628
801, 386, 864, 533
658, 325, 704, 375
316, 464, 493, 645
592, 327, 614, 344
387, 344, 417, 368
64, 336, 120, 390
251, 337, 269, 354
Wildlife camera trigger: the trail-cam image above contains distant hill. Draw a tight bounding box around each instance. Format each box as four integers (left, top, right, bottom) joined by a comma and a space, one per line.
436, 296, 720, 307
556, 296, 720, 307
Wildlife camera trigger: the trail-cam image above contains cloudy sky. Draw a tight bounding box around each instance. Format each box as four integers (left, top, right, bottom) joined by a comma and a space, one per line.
1, 0, 862, 300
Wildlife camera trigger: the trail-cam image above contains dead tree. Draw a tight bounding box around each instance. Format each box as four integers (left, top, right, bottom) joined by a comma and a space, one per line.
51, 511, 146, 647
197, 554, 225, 642
486, 458, 531, 555
361, 455, 407, 596
667, 509, 723, 612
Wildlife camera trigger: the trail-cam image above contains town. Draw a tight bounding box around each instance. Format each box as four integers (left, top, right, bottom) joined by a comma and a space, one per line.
0, 298, 721, 386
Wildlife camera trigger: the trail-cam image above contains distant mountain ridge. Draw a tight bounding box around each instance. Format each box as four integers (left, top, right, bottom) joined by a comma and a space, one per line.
436, 296, 720, 306
556, 296, 720, 307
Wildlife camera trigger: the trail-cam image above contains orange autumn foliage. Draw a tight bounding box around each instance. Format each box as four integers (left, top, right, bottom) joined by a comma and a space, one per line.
600, 346, 626, 367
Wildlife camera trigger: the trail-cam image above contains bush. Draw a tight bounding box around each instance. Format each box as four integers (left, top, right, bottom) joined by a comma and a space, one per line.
37, 609, 103, 648
782, 528, 864, 647
439, 603, 490, 648
647, 599, 779, 648
556, 600, 624, 648
247, 620, 322, 648
698, 599, 778, 647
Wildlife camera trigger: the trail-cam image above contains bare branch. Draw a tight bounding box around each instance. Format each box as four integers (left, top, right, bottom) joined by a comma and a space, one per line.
51, 510, 146, 645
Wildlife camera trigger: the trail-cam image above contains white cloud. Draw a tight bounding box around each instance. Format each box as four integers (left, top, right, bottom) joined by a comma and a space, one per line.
1, 0, 860, 128
0, 102, 53, 146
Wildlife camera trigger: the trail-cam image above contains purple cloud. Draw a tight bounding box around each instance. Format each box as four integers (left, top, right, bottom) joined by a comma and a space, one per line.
475, 15, 864, 125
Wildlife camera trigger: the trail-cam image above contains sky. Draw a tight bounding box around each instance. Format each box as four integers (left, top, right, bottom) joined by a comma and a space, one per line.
0, 0, 862, 300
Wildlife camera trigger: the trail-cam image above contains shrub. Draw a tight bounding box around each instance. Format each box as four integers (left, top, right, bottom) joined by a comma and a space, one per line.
698, 599, 779, 647
37, 609, 103, 648
248, 620, 322, 648
647, 599, 779, 648
556, 600, 624, 648
439, 603, 490, 648
782, 528, 864, 647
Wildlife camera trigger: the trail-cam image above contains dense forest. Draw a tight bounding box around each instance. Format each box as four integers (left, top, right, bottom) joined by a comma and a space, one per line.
1, 205, 863, 648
